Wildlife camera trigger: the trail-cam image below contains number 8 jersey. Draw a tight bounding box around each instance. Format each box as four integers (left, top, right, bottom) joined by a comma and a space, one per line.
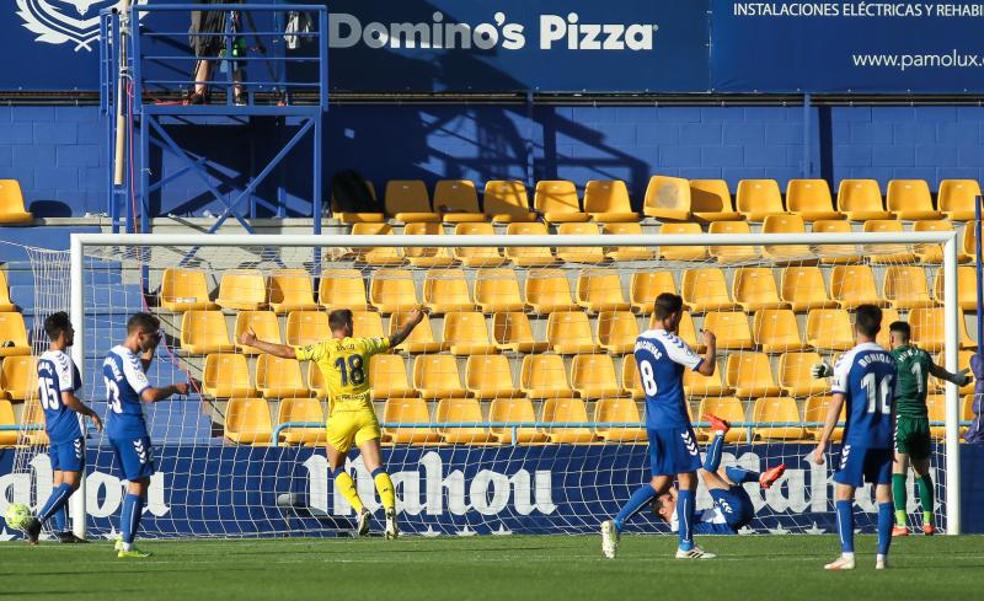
103, 344, 152, 438
831, 341, 897, 449
295, 336, 390, 413
37, 349, 83, 443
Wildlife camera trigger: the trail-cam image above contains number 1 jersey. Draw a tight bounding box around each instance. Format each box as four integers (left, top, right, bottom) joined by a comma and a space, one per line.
37, 349, 83, 444
831, 341, 897, 449
103, 344, 152, 439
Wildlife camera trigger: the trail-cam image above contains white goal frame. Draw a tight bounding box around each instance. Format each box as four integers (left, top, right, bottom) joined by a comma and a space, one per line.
68, 230, 965, 537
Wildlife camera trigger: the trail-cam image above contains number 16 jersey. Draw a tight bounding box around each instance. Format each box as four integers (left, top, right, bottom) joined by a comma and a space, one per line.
831, 341, 897, 449
295, 336, 390, 414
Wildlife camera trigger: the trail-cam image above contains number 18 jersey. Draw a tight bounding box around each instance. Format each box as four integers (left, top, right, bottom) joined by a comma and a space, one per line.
295, 336, 390, 413
831, 341, 897, 449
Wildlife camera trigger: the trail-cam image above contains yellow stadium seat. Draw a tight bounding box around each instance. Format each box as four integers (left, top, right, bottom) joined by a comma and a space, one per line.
643, 175, 691, 221
621, 355, 644, 399
535, 180, 588, 223
548, 311, 598, 354
883, 266, 935, 309
603, 222, 655, 261
180, 310, 234, 354
444, 311, 497, 355
525, 269, 577, 315
684, 361, 731, 397
484, 180, 536, 223
0, 271, 15, 312
752, 397, 805, 440
490, 398, 548, 444
811, 219, 861, 264
709, 220, 760, 264
932, 351, 975, 395
216, 269, 267, 311
277, 398, 326, 445
804, 395, 845, 441
913, 219, 954, 264
452, 222, 507, 267
659, 223, 708, 261
385, 180, 439, 223
0, 313, 29, 357
542, 397, 597, 443
435, 180, 485, 223
390, 311, 444, 353
492, 312, 548, 353
576, 271, 630, 313
682, 268, 737, 313
0, 356, 36, 401
0, 180, 33, 224
727, 353, 781, 398
256, 354, 310, 399
779, 352, 830, 397
383, 398, 442, 444
318, 268, 369, 311
630, 271, 676, 315
780, 266, 837, 312
404, 222, 455, 268
837, 179, 892, 221
690, 179, 741, 222
0, 400, 18, 446
234, 311, 281, 355
521, 354, 572, 399
224, 398, 273, 445
369, 354, 416, 400
786, 179, 842, 221
571, 354, 623, 399
594, 397, 646, 442
160, 268, 216, 312
696, 397, 746, 443
806, 309, 854, 351
733, 268, 786, 312
352, 223, 405, 265
18, 400, 46, 444
465, 354, 520, 399
934, 266, 977, 311
736, 179, 783, 222
585, 180, 639, 223
926, 394, 947, 439
437, 397, 494, 444
203, 353, 256, 398
413, 355, 467, 399
475, 269, 525, 313
268, 270, 318, 314
556, 222, 608, 264
964, 222, 984, 261
307, 363, 328, 399
677, 311, 705, 353
763, 214, 811, 260
887, 179, 941, 221
597, 311, 639, 355
910, 307, 973, 352
702, 311, 753, 349
939, 179, 982, 221
424, 269, 476, 313
332, 181, 382, 224
831, 265, 888, 309
370, 269, 418, 315
504, 222, 558, 267
863, 219, 915, 263
753, 309, 805, 353
875, 308, 900, 350
285, 311, 329, 347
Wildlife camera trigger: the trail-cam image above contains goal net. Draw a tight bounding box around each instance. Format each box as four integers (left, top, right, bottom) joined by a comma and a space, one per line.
1, 230, 969, 538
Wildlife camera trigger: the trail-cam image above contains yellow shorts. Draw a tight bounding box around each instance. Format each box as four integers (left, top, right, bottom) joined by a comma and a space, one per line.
326, 409, 381, 453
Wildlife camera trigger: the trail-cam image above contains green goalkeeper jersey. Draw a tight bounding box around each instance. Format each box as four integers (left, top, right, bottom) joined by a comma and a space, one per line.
891, 344, 932, 418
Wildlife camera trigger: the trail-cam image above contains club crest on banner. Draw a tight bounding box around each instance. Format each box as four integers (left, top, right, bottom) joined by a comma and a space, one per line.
15, 0, 147, 52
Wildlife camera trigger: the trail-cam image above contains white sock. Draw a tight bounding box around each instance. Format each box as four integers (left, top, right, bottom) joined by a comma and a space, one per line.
842, 552, 855, 560
122, 542, 132, 552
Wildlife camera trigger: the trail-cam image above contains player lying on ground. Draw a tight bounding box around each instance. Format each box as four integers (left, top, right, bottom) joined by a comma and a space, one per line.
650, 415, 786, 535
241, 307, 425, 539
812, 304, 895, 571
18, 312, 103, 544
601, 292, 717, 560
104, 312, 195, 558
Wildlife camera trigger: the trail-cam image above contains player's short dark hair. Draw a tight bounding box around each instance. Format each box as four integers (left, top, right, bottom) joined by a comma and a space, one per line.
44, 311, 70, 341
889, 320, 911, 341
329, 309, 353, 332
127, 312, 160, 334
854, 304, 882, 338
652, 293, 684, 321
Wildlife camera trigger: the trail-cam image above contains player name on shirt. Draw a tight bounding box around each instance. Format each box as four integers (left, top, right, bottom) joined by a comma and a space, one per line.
633, 338, 663, 358
856, 352, 894, 369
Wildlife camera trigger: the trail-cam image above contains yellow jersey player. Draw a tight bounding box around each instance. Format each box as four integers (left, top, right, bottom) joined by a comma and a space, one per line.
240, 307, 424, 538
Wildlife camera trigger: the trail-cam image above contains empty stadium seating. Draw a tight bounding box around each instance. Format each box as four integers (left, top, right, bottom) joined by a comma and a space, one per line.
912, 219, 953, 264
762, 214, 811, 260
753, 309, 805, 352
369, 354, 416, 400
437, 397, 495, 444
256, 354, 310, 399
535, 180, 588, 223
160, 268, 216, 312
547, 311, 598, 354
597, 311, 639, 354
571, 354, 623, 399
385, 180, 440, 223
939, 179, 981, 221
521, 354, 572, 399
203, 353, 256, 398
556, 223, 608, 264
838, 179, 892, 221
864, 219, 915, 263
484, 180, 537, 223
690, 179, 740, 222
331, 181, 381, 224
883, 266, 935, 309
0, 271, 15, 313
392, 312, 443, 353
786, 179, 842, 221
542, 398, 597, 443
584, 180, 638, 222
684, 361, 730, 397
216, 270, 267, 310
811, 219, 861, 264
696, 397, 745, 442
601, 222, 655, 261
285, 311, 329, 346
0, 313, 30, 357
234, 311, 281, 354
0, 356, 36, 401
405, 222, 455, 267
475, 269, 526, 312
886, 179, 941, 221
576, 271, 630, 313
736, 179, 783, 222
352, 223, 405, 265
702, 311, 753, 349
621, 355, 644, 399
370, 269, 418, 314
709, 220, 760, 263
489, 398, 547, 444
752, 397, 805, 440
435, 180, 485, 223
643, 176, 691, 221
181, 310, 234, 354
277, 398, 326, 445
659, 223, 708, 261
806, 309, 854, 350
453, 223, 507, 267
779, 352, 829, 397
733, 268, 787, 311
594, 397, 646, 442
413, 354, 467, 398
504, 222, 558, 266
804, 395, 844, 441
267, 270, 318, 314
630, 271, 676, 315
682, 268, 737, 313
0, 180, 34, 224
831, 265, 888, 309
424, 269, 476, 313
727, 353, 781, 398
383, 398, 442, 444
493, 312, 548, 353
934, 266, 977, 311
780, 266, 837, 311
525, 269, 577, 314
443, 311, 497, 355
224, 398, 273, 445
909, 307, 974, 351
465, 354, 520, 399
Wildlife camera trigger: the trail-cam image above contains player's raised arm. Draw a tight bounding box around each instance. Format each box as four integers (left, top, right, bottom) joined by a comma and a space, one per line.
928, 362, 973, 387
388, 308, 425, 349
238, 326, 296, 359
696, 330, 716, 376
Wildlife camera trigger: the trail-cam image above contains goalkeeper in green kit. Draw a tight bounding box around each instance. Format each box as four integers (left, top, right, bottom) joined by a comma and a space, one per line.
888, 321, 972, 536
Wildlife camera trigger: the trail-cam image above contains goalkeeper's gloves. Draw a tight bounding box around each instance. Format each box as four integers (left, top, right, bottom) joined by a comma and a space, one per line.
950, 368, 973, 387
811, 361, 833, 379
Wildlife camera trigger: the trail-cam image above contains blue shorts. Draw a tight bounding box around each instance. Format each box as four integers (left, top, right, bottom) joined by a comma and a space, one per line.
647, 427, 702, 477
109, 436, 155, 481
49, 437, 85, 473
833, 445, 892, 488
710, 486, 755, 531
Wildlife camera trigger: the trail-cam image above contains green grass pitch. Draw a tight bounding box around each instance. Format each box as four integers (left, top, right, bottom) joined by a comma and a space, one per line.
1, 535, 981, 601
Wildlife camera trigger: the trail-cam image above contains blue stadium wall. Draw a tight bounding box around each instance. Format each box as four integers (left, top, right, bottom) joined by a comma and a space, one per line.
3, 104, 984, 219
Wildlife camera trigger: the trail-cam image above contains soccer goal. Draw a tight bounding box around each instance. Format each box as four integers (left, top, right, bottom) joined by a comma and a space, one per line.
2, 229, 969, 539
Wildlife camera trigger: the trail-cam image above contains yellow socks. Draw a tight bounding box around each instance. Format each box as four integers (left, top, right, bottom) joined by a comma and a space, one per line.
333, 467, 364, 513
372, 468, 396, 512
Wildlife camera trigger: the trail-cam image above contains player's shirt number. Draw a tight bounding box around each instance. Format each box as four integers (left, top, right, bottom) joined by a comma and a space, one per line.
910, 362, 923, 395
861, 372, 893, 415
105, 378, 123, 414
39, 376, 60, 411
335, 355, 365, 387
638, 359, 658, 396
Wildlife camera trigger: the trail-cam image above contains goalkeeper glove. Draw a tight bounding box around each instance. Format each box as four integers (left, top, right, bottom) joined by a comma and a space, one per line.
952, 368, 973, 387
811, 361, 833, 379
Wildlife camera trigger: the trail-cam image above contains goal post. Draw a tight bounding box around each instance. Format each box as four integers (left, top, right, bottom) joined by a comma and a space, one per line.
57, 230, 964, 538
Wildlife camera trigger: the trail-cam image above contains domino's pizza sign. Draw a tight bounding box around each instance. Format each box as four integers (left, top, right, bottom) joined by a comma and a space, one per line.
15, 0, 147, 52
